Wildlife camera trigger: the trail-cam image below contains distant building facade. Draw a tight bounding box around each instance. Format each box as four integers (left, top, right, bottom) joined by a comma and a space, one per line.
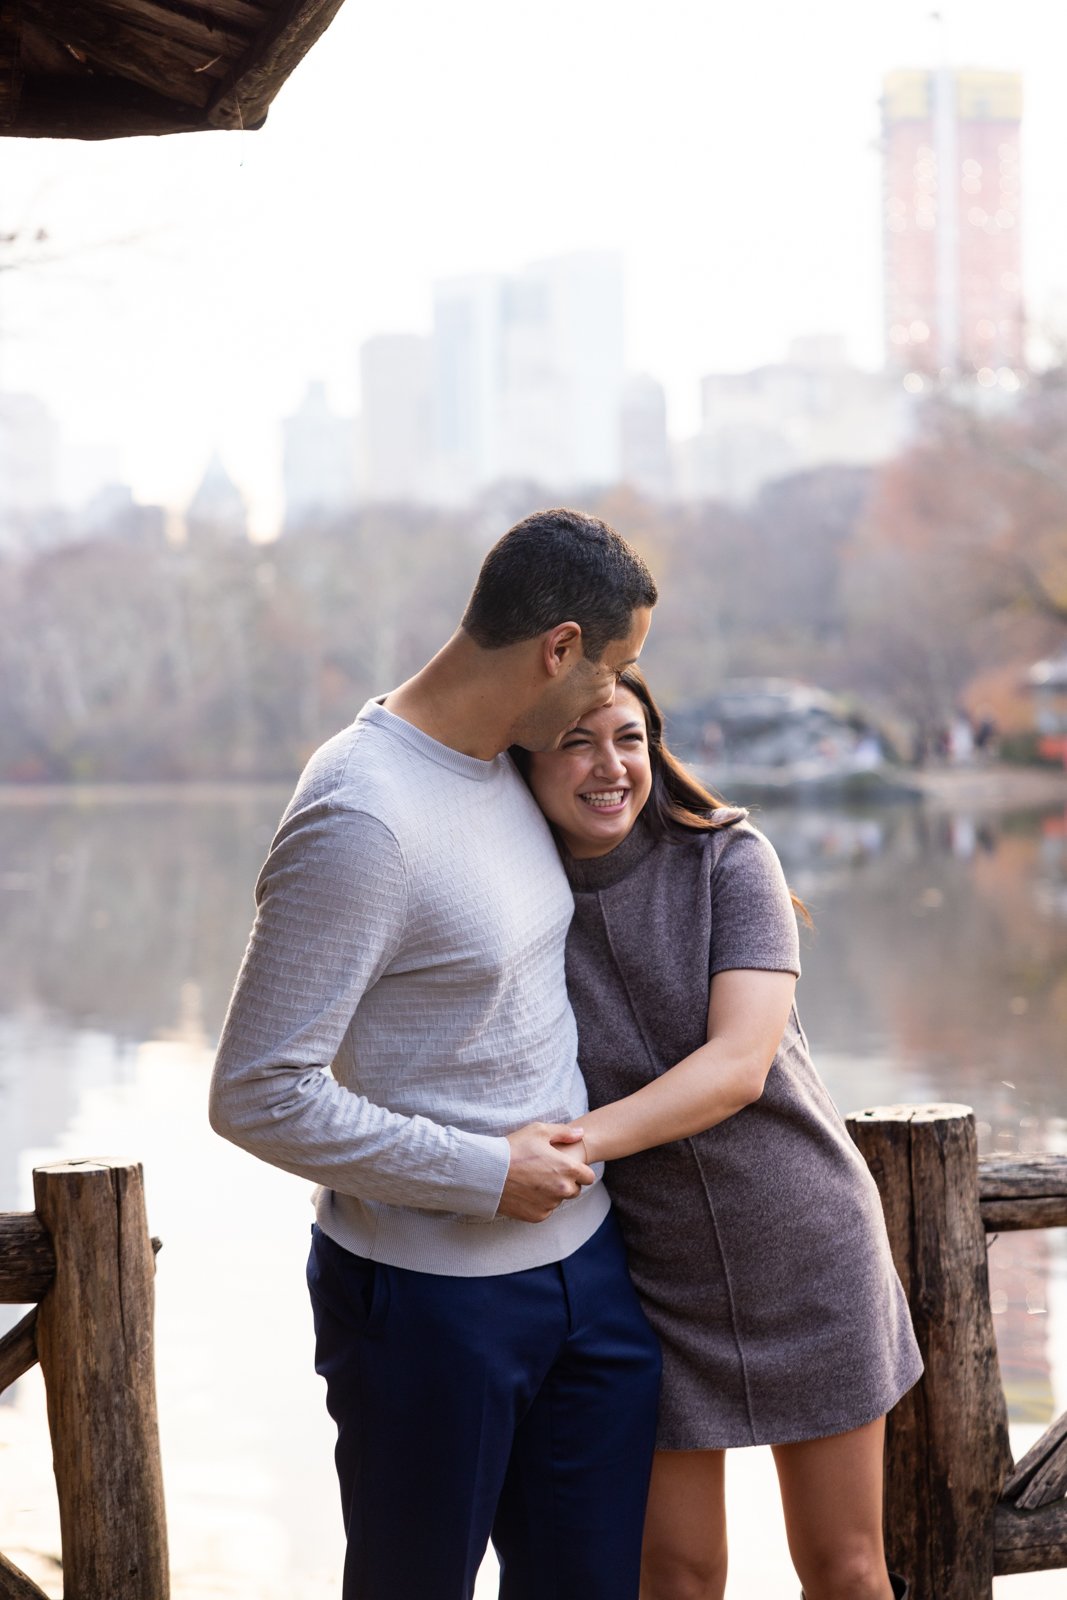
882, 68, 1023, 384
359, 335, 434, 504
681, 339, 905, 504
620, 374, 672, 500
432, 251, 625, 503
0, 391, 61, 549
282, 381, 359, 531
185, 453, 249, 544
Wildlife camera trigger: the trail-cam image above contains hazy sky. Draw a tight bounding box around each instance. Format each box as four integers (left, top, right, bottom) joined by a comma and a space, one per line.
2, 0, 1065, 534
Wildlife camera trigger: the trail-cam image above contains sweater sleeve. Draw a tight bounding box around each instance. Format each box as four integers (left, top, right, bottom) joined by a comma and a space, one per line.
208, 801, 511, 1218
708, 824, 802, 978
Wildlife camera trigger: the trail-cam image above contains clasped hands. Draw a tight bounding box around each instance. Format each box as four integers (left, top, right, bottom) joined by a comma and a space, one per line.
496, 1121, 595, 1223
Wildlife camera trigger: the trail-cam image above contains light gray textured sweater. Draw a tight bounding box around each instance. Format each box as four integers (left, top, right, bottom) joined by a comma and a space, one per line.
209, 700, 609, 1275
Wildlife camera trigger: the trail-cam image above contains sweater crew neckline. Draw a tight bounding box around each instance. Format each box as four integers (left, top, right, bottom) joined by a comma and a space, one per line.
359, 699, 504, 782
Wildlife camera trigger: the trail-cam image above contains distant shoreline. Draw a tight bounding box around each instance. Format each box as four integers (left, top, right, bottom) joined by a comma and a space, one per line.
0, 780, 293, 806
2, 765, 1066, 812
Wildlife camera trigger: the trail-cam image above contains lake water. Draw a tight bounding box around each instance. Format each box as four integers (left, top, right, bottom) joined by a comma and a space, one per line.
1, 788, 1065, 1597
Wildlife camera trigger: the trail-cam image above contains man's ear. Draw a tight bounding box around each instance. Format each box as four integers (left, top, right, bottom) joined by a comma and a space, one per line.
542, 622, 583, 678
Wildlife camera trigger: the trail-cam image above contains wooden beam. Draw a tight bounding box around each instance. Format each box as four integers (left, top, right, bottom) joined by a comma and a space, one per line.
8, 73, 206, 137
0, 1214, 54, 1304
207, 0, 346, 128
33, 1160, 169, 1600
21, 0, 228, 110
84, 0, 252, 57
0, 1551, 50, 1600
1002, 1410, 1067, 1511
978, 1153, 1067, 1198
977, 1155, 1067, 1230
0, 1, 23, 129
0, 1307, 38, 1395
847, 1105, 1013, 1600
994, 1498, 1067, 1575
981, 1196, 1067, 1231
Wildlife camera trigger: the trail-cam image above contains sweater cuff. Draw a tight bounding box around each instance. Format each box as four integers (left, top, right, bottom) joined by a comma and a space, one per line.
449, 1130, 512, 1219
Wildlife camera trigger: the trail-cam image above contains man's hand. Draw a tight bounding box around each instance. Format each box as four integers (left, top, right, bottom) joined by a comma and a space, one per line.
496, 1123, 596, 1223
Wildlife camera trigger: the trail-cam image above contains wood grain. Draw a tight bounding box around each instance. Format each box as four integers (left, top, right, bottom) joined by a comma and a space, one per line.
995, 1499, 1067, 1575
847, 1105, 1013, 1600
33, 1159, 169, 1599
0, 1308, 38, 1395
0, 1214, 54, 1303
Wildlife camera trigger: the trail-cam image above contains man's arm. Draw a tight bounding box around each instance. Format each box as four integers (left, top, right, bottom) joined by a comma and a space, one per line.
209, 800, 594, 1221
210, 802, 511, 1217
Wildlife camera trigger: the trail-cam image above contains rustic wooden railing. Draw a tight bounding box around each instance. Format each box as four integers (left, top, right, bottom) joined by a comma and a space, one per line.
848, 1104, 1067, 1600
0, 1159, 168, 1600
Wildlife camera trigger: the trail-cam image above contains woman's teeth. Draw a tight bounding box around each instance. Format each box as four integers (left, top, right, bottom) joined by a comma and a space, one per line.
580, 790, 626, 809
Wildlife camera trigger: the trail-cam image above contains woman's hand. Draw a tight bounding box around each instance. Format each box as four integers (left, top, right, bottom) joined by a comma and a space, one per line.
568, 968, 797, 1165
496, 1122, 596, 1222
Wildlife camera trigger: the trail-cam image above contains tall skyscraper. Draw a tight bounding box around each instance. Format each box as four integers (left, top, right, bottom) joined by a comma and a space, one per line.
281, 381, 359, 532
359, 334, 434, 504
620, 374, 672, 500
882, 68, 1023, 383
185, 453, 248, 545
432, 252, 625, 503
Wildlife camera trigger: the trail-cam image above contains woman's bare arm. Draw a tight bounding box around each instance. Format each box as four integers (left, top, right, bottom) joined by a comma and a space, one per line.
568, 968, 796, 1165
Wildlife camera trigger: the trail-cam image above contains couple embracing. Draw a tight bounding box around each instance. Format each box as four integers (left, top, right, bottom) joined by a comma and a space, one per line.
210, 508, 920, 1600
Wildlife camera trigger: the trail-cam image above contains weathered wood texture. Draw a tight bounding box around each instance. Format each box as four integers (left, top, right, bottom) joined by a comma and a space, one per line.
0, 1215, 54, 1303
847, 1105, 1013, 1600
994, 1500, 1067, 1575
978, 1153, 1067, 1231
5, 0, 347, 137
0, 1550, 50, 1600
208, 0, 346, 128
33, 1159, 169, 1600
0, 1308, 38, 1395
1002, 1408, 1067, 1511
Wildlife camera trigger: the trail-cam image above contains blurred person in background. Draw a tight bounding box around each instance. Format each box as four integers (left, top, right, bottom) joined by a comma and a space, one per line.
210, 509, 662, 1600
521, 667, 922, 1600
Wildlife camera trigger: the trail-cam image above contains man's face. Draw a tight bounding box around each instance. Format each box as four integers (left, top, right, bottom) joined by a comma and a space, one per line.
520, 606, 652, 752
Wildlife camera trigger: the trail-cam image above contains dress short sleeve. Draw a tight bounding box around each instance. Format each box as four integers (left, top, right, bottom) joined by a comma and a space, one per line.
708, 823, 801, 978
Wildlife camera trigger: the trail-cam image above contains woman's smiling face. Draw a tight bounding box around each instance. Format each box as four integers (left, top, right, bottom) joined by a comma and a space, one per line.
526, 685, 653, 858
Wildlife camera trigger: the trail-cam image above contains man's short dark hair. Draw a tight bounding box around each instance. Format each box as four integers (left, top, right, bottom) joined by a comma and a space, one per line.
461, 508, 658, 662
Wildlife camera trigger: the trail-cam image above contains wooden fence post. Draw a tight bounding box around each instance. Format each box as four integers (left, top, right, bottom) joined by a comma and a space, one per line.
846, 1104, 1013, 1600
31, 1159, 169, 1600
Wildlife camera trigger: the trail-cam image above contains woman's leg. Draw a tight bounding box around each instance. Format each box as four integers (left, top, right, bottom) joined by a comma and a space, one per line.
772, 1417, 894, 1600
640, 1449, 727, 1600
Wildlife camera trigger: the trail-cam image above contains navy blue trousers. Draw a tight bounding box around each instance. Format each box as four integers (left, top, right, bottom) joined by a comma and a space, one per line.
307, 1212, 661, 1600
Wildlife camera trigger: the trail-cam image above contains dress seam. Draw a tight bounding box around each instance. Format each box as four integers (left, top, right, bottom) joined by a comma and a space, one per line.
596, 891, 759, 1445
686, 1136, 759, 1445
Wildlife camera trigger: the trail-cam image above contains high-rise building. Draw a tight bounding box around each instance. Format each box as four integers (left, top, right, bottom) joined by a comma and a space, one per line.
0, 391, 60, 548
359, 334, 434, 504
620, 374, 672, 500
281, 381, 359, 532
683, 340, 905, 505
431, 252, 625, 503
882, 68, 1023, 383
185, 453, 248, 545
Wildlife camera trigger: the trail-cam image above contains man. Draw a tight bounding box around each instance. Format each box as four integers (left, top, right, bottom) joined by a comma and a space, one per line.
209, 508, 662, 1600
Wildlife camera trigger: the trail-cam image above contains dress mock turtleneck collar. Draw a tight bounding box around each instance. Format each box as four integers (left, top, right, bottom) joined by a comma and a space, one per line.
559, 816, 659, 892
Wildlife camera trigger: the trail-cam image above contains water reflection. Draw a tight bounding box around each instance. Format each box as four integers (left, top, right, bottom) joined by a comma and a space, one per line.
0, 790, 1064, 1590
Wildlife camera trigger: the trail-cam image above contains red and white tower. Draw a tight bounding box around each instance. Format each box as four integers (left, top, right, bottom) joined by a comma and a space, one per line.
882, 68, 1023, 383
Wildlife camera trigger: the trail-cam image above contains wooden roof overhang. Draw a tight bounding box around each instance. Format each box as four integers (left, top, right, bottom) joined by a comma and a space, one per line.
0, 0, 347, 138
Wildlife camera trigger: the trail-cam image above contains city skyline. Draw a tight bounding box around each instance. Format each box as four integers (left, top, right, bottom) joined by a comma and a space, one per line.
2, 1, 1065, 534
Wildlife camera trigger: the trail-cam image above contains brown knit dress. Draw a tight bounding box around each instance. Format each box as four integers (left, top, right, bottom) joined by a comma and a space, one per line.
563, 813, 922, 1449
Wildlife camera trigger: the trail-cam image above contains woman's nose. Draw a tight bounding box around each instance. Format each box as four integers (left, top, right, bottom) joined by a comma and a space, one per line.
593, 745, 626, 779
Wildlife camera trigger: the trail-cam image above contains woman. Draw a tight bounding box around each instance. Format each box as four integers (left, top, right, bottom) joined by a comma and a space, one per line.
522, 668, 921, 1600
